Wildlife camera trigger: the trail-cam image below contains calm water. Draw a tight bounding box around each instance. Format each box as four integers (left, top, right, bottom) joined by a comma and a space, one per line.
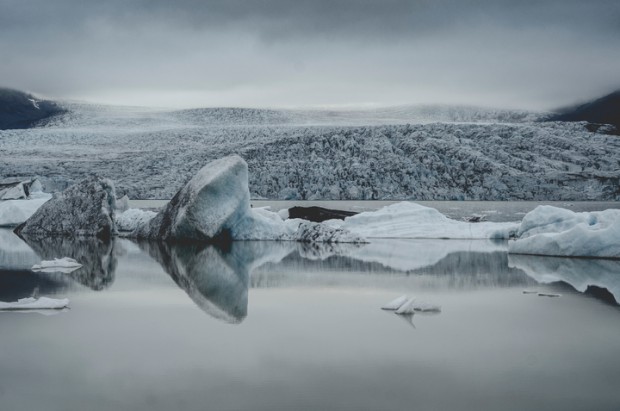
133, 199, 620, 222
1, 202, 620, 410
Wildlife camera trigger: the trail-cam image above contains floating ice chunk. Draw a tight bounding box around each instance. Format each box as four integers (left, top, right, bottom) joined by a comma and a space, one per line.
508, 206, 620, 258
0, 195, 51, 227
32, 257, 82, 273
336, 202, 518, 239
395, 298, 441, 314
0, 296, 70, 310
381, 295, 409, 310
116, 208, 156, 232
15, 176, 116, 238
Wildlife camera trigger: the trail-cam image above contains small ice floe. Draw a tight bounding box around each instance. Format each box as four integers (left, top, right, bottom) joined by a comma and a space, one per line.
538, 293, 561, 298
396, 298, 442, 314
0, 296, 70, 311
382, 295, 441, 314
381, 295, 409, 310
522, 290, 538, 294
32, 257, 82, 273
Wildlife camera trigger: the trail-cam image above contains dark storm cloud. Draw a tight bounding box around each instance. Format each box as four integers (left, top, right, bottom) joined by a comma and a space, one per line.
1, 0, 619, 108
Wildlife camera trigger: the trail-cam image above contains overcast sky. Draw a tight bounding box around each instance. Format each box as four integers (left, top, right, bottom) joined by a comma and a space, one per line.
1, 0, 619, 110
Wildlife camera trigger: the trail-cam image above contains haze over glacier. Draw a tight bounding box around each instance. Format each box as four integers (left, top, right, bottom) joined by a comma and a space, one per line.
0, 98, 618, 201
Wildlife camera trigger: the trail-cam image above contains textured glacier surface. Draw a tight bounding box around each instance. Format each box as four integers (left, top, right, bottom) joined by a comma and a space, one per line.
1, 103, 618, 200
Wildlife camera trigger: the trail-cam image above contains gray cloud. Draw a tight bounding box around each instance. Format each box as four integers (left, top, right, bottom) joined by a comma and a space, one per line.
1, 0, 619, 109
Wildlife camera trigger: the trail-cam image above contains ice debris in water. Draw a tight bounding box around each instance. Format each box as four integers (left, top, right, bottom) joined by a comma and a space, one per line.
32, 257, 82, 273
382, 295, 441, 313
395, 298, 442, 314
381, 295, 409, 310
0, 296, 70, 310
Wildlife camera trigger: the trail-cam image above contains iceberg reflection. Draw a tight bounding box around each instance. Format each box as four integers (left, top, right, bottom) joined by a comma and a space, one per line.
18, 234, 117, 290
137, 240, 295, 324
509, 254, 620, 304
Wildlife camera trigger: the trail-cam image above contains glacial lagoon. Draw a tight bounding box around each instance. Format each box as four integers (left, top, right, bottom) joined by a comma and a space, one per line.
1, 202, 620, 411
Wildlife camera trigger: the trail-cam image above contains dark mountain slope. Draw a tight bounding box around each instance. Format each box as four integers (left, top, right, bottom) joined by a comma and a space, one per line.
0, 87, 65, 130
549, 90, 620, 134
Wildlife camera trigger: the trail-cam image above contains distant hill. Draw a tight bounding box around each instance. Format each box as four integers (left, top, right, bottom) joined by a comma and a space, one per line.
0, 88, 65, 129
549, 90, 620, 134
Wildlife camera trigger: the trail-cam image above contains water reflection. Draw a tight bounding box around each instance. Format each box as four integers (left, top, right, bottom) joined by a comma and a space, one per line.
509, 254, 620, 304
18, 234, 117, 290
1, 227, 618, 324
136, 241, 293, 324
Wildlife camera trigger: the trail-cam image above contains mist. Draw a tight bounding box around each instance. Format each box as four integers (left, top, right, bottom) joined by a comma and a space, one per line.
1, 0, 619, 109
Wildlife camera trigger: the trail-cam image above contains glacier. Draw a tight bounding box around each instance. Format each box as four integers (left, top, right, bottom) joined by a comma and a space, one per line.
0, 102, 618, 201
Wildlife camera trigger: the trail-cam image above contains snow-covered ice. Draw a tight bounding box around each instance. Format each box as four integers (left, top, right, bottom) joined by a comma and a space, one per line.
508, 206, 620, 258
116, 208, 156, 232
0, 296, 70, 310
381, 295, 409, 310
135, 155, 253, 241
32, 257, 83, 273
134, 156, 363, 243
0, 195, 51, 227
395, 298, 441, 314
331, 202, 518, 239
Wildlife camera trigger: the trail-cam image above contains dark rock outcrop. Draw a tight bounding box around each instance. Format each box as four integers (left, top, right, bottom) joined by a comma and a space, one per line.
287, 206, 356, 222
15, 176, 117, 239
548, 90, 620, 135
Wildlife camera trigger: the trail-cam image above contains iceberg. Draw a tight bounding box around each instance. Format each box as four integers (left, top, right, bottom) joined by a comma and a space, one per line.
0, 179, 43, 200
116, 208, 157, 232
15, 176, 117, 239
135, 156, 254, 242
0, 296, 70, 310
0, 195, 51, 227
508, 206, 620, 258
134, 156, 362, 243
32, 257, 83, 273
333, 202, 518, 239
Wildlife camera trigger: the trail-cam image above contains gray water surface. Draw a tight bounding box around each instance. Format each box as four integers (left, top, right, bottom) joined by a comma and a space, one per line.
132, 199, 620, 222
1, 228, 619, 411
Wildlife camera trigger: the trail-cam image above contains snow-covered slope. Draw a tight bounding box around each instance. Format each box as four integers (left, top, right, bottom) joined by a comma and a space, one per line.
0, 102, 618, 200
